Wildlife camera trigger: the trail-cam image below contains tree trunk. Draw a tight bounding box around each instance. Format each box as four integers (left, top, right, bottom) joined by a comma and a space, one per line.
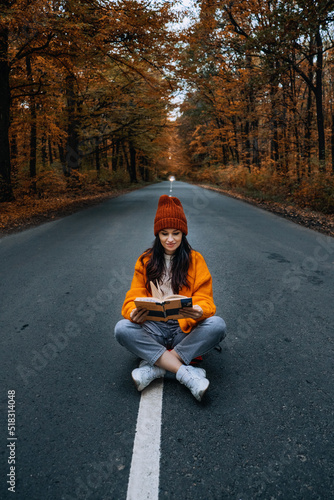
58, 143, 65, 164
48, 138, 53, 166
281, 82, 288, 174
252, 132, 260, 166
112, 140, 116, 170
222, 144, 228, 165
331, 108, 334, 174
215, 117, 229, 166
95, 138, 100, 173
26, 56, 37, 192
122, 142, 137, 182
305, 76, 313, 176
295, 124, 301, 183
271, 116, 279, 165
245, 54, 255, 170
10, 133, 18, 176
65, 74, 80, 175
315, 29, 325, 169
112, 139, 120, 170
41, 134, 47, 168
103, 138, 109, 168
270, 78, 279, 167
139, 156, 149, 181
0, 24, 14, 201
244, 119, 251, 170
29, 101, 37, 191
231, 116, 239, 163
129, 143, 137, 183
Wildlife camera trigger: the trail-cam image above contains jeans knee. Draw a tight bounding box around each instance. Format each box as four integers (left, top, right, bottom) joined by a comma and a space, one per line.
114, 319, 130, 344
211, 316, 227, 342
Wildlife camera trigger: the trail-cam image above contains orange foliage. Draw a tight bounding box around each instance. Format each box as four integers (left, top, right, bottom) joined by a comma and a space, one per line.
190, 165, 334, 214
0, 0, 178, 201
174, 0, 334, 215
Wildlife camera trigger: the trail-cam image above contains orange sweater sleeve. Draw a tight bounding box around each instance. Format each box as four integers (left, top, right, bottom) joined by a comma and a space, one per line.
191, 252, 216, 318
178, 251, 216, 333
121, 255, 150, 321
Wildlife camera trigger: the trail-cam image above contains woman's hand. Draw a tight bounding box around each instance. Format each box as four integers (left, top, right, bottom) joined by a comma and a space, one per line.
179, 304, 203, 320
130, 307, 149, 324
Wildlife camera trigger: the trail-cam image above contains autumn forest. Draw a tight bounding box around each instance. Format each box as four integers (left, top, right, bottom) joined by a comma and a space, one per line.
1, 0, 334, 216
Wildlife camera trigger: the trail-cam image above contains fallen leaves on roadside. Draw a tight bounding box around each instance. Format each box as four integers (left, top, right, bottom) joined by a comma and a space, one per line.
198, 184, 334, 237
0, 189, 133, 236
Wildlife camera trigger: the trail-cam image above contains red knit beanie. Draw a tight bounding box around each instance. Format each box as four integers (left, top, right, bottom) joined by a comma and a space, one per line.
154, 195, 188, 236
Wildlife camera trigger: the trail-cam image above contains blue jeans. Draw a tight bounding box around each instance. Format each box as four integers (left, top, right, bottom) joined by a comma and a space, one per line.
114, 316, 226, 366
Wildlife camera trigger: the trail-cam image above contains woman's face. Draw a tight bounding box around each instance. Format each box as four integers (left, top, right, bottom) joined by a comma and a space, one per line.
158, 228, 182, 255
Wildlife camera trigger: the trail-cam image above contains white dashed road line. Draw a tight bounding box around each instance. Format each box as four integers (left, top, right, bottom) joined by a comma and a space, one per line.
126, 379, 164, 500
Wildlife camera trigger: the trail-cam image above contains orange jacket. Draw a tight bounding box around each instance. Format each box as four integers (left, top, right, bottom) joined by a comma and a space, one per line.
121, 250, 216, 333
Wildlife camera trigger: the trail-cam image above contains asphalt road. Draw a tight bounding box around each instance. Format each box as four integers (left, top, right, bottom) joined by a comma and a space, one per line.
1, 181, 334, 500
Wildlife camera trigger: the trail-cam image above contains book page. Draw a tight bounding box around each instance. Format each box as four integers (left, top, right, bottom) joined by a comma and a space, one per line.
164, 294, 189, 300
134, 297, 162, 303
150, 281, 163, 300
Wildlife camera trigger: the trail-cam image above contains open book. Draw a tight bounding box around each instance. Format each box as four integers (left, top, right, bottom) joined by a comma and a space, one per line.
134, 281, 193, 322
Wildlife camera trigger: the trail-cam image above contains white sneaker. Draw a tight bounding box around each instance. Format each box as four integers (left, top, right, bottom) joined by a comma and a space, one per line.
131, 361, 166, 391
189, 365, 206, 378
176, 365, 210, 401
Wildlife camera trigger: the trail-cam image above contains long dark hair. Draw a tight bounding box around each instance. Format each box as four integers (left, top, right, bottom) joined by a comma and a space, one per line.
140, 234, 192, 294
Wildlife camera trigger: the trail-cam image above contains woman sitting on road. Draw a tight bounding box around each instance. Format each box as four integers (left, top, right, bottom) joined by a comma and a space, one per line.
114, 194, 226, 401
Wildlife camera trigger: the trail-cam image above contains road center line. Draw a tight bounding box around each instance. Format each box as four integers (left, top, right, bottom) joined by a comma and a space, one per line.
126, 379, 164, 500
